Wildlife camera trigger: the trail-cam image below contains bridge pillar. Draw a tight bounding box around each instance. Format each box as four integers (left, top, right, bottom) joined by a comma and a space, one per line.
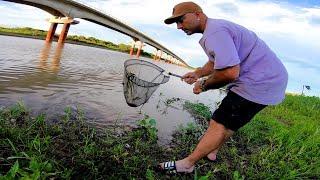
129, 40, 145, 58
153, 49, 158, 60
129, 41, 135, 56
154, 50, 162, 61
58, 23, 71, 44
167, 55, 172, 64
163, 53, 168, 63
159, 51, 163, 61
129, 47, 134, 56
45, 23, 58, 42
136, 41, 143, 58
46, 16, 79, 44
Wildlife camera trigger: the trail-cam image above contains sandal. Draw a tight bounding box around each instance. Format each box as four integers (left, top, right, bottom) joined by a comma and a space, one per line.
156, 161, 177, 174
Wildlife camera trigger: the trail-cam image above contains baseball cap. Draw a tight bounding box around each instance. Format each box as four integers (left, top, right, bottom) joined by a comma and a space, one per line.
164, 1, 203, 24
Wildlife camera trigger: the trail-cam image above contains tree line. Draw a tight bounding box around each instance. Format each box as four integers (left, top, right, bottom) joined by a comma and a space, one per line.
0, 26, 153, 58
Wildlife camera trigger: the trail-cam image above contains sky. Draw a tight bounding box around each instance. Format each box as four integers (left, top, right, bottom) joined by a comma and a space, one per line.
0, 0, 319, 96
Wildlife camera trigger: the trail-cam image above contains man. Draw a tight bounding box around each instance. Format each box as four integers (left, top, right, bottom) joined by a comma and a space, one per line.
158, 1, 288, 174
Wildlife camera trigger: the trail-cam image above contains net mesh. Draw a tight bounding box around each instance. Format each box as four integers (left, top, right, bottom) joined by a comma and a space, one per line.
123, 59, 170, 107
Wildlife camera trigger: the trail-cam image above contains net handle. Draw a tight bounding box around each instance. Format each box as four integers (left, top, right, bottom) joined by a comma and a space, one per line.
168, 72, 183, 79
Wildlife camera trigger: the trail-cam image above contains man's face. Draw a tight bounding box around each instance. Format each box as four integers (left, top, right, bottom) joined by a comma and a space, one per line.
176, 13, 200, 35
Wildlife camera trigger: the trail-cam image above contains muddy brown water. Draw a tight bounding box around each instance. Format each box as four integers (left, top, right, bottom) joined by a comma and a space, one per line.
0, 35, 226, 144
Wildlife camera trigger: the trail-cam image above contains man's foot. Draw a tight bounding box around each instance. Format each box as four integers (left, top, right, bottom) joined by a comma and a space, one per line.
206, 151, 217, 161
158, 158, 194, 174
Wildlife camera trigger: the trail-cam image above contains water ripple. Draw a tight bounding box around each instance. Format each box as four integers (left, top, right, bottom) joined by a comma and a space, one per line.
0, 35, 224, 143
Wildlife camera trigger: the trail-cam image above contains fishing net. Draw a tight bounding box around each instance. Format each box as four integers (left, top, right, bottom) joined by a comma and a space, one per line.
123, 59, 170, 107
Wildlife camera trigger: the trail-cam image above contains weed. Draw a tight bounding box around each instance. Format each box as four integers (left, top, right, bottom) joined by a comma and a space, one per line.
1, 94, 319, 179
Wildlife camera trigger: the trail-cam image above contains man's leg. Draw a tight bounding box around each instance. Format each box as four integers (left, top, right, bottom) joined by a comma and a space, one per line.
159, 91, 266, 173
206, 127, 232, 160
185, 120, 233, 165
160, 120, 233, 172
204, 91, 267, 162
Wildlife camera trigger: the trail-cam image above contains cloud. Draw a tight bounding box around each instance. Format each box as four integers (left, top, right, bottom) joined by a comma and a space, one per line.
309, 15, 320, 25
119, 1, 142, 6
0, 1, 50, 22
1, 0, 320, 65
77, 0, 174, 25
212, 2, 240, 16
285, 61, 320, 90
282, 55, 320, 71
77, 0, 320, 64
305, 7, 320, 25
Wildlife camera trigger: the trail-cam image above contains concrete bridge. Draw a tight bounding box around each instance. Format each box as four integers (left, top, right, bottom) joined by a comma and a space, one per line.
3, 0, 188, 67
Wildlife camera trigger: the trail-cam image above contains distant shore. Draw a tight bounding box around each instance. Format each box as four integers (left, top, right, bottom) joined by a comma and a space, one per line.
0, 26, 153, 58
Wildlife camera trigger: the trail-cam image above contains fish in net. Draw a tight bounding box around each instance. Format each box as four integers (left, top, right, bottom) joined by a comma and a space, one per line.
123, 59, 170, 107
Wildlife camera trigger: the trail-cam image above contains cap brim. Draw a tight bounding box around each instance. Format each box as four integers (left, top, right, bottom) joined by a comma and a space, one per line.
164, 14, 183, 24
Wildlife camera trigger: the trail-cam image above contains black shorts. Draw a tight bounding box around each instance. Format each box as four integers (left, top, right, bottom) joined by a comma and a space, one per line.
212, 91, 267, 131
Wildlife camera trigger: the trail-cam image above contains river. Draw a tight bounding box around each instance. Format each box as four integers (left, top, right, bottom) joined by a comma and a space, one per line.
0, 35, 226, 143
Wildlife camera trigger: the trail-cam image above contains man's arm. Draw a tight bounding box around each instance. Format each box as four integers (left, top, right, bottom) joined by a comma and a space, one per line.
194, 60, 215, 78
205, 64, 239, 89
182, 60, 214, 84
193, 64, 240, 94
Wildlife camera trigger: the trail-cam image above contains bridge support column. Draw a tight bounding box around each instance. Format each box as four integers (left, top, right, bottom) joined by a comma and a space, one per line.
129, 48, 134, 56
129, 42, 135, 56
58, 23, 71, 44
153, 49, 157, 60
136, 42, 143, 58
46, 16, 79, 44
167, 56, 172, 64
158, 51, 162, 61
46, 23, 58, 42
155, 50, 160, 61
129, 40, 144, 58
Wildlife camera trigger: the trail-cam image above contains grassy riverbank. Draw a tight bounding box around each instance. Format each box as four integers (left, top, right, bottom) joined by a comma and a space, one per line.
0, 26, 153, 58
0, 94, 319, 179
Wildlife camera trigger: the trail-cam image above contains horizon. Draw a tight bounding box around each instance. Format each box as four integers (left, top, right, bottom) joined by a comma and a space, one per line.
0, 0, 319, 96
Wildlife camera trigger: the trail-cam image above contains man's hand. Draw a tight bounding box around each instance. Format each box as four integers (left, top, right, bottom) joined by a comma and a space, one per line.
182, 72, 199, 84
193, 81, 202, 94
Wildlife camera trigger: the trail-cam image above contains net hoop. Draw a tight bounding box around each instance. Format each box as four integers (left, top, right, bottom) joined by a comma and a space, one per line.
123, 59, 170, 107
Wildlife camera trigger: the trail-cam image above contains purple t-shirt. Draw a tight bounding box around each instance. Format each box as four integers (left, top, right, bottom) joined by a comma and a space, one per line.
199, 19, 288, 105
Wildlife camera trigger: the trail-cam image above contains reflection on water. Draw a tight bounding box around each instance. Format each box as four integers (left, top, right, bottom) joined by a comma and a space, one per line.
39, 43, 64, 73
0, 35, 226, 144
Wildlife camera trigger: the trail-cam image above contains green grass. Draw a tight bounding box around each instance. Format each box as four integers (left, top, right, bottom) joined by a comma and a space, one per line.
0, 102, 164, 179
173, 94, 320, 179
0, 94, 319, 179
236, 95, 320, 179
